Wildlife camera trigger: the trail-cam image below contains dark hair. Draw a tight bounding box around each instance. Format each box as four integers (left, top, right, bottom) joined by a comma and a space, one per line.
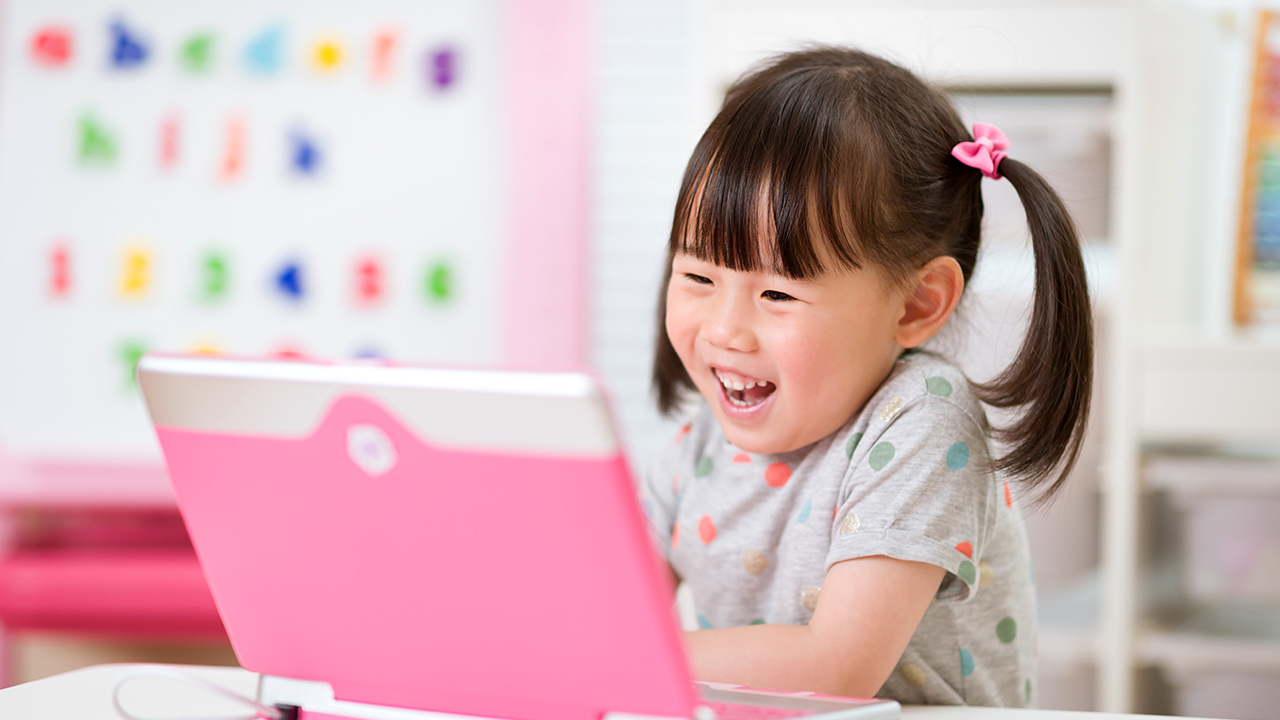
651, 46, 1092, 501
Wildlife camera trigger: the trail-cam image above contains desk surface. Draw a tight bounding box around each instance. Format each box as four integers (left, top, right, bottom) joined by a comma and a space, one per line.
0, 663, 1210, 720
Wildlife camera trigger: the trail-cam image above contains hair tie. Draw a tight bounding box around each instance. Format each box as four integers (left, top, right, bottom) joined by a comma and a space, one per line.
951, 123, 1009, 180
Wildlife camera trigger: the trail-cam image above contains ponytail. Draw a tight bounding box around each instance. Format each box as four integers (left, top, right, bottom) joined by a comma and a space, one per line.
975, 158, 1093, 501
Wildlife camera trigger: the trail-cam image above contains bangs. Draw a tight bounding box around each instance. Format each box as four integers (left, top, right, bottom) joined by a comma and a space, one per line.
671, 65, 894, 279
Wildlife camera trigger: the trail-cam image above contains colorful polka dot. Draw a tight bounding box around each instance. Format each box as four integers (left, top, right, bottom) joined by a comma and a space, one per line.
868, 442, 895, 471
694, 456, 713, 478
1004, 482, 1012, 508
946, 441, 969, 470
959, 648, 974, 677
671, 522, 679, 548
879, 395, 904, 421
925, 376, 953, 396
797, 498, 812, 524
732, 452, 751, 464
743, 549, 768, 575
698, 515, 716, 543
698, 613, 713, 630
958, 561, 977, 585
955, 541, 973, 558
845, 432, 863, 459
764, 462, 791, 488
978, 560, 994, 587
997, 617, 1017, 643
801, 585, 821, 612
676, 423, 691, 444
899, 663, 926, 688
839, 512, 860, 536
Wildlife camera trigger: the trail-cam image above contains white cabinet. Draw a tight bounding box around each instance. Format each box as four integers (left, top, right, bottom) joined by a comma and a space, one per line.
1101, 5, 1280, 714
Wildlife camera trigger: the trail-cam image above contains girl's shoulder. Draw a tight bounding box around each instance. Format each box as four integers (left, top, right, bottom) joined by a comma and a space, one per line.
848, 351, 989, 440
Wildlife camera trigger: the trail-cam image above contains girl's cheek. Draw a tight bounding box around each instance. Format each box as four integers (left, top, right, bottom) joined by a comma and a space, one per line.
665, 316, 693, 366
665, 290, 696, 341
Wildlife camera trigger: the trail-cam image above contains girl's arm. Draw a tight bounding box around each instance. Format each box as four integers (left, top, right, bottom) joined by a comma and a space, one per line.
684, 555, 944, 698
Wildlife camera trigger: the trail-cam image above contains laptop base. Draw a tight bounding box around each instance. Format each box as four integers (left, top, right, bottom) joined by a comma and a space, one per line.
260, 674, 687, 720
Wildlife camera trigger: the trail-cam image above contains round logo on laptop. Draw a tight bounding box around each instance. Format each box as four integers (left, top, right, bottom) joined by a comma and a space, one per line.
346, 423, 398, 477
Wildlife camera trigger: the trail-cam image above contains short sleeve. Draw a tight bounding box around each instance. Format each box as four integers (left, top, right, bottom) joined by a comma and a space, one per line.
641, 420, 691, 560
825, 394, 998, 603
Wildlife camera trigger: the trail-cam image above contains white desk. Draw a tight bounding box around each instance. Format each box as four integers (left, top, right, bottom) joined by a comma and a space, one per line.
0, 664, 1210, 720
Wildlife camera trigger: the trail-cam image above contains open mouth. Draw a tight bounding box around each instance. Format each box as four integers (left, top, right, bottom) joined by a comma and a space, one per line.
714, 369, 776, 408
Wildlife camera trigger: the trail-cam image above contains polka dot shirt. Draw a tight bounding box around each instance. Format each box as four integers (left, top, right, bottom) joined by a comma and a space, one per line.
642, 353, 1036, 707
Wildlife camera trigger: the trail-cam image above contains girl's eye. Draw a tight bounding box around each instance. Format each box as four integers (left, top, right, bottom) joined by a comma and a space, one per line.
762, 290, 795, 302
685, 273, 713, 285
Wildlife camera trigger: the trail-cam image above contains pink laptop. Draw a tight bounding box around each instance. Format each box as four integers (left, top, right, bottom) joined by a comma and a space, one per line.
137, 354, 900, 720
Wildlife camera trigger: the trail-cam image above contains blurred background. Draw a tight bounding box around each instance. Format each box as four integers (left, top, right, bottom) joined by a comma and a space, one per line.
0, 0, 1278, 718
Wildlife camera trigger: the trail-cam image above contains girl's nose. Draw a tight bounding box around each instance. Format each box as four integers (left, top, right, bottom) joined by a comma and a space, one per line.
704, 292, 757, 352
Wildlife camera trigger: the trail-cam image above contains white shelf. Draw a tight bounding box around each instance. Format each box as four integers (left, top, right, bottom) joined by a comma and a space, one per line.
1097, 3, 1276, 712
1143, 630, 1280, 678
1135, 336, 1280, 444
1146, 454, 1280, 497
1141, 607, 1280, 677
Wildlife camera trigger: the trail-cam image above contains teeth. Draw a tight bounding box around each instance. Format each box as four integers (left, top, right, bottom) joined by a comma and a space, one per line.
715, 370, 770, 390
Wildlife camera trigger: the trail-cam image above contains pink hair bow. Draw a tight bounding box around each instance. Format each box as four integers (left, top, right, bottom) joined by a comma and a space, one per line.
951, 123, 1009, 180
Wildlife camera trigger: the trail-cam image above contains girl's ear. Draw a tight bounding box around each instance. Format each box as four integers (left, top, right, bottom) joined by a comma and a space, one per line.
894, 256, 964, 349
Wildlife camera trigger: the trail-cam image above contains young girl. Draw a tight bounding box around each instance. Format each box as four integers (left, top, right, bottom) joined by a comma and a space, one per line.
642, 47, 1092, 707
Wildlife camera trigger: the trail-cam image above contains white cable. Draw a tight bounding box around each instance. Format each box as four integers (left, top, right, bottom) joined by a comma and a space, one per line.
110, 665, 284, 720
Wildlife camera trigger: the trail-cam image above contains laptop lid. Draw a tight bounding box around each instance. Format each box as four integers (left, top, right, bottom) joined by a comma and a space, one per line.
137, 354, 697, 720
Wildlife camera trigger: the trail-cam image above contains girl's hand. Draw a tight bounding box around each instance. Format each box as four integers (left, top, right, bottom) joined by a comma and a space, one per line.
684, 555, 944, 698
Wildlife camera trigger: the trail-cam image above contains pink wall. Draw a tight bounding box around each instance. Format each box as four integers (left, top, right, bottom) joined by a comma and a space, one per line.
502, 0, 593, 371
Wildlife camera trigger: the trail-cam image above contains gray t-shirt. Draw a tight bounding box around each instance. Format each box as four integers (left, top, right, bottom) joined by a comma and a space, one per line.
642, 352, 1036, 706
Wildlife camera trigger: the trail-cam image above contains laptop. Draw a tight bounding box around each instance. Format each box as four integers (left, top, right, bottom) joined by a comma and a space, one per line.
136, 354, 900, 720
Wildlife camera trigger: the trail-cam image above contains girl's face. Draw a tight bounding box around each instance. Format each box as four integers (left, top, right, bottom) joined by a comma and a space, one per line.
665, 251, 908, 455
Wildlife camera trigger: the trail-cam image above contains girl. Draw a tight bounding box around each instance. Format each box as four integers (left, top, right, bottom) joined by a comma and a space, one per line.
642, 47, 1091, 707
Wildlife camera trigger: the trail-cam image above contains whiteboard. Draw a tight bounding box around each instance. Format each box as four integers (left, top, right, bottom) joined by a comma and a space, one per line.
0, 0, 588, 465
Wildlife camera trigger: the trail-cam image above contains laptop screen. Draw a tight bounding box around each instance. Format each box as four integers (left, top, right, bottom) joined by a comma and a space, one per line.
139, 355, 697, 720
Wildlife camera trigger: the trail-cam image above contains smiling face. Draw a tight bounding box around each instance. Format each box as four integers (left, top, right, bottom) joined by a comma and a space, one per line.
664, 251, 909, 455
